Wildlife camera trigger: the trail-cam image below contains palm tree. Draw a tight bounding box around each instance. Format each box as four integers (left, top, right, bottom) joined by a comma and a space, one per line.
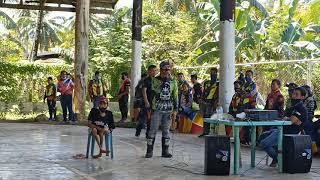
31, 0, 45, 60
0, 8, 65, 59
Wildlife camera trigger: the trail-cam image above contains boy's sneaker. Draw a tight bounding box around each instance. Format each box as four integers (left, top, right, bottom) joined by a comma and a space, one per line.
135, 132, 139, 137
71, 121, 78, 125
269, 159, 278, 167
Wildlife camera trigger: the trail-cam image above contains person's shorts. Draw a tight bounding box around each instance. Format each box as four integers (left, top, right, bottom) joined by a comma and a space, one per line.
134, 100, 143, 109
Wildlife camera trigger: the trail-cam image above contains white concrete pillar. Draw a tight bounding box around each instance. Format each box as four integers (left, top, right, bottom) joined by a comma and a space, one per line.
219, 0, 236, 112
130, 0, 142, 119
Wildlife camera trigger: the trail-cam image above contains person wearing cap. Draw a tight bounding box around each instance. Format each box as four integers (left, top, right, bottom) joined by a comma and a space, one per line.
88, 96, 115, 158
145, 61, 178, 158
198, 67, 219, 137
88, 71, 108, 109
259, 87, 313, 167
285, 82, 298, 110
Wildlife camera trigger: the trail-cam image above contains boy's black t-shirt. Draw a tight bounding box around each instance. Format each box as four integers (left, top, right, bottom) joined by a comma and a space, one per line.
284, 101, 310, 134
193, 82, 202, 104
88, 108, 115, 129
143, 76, 153, 106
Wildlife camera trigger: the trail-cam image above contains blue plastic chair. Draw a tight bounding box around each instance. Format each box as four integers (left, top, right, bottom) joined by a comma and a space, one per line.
86, 128, 114, 159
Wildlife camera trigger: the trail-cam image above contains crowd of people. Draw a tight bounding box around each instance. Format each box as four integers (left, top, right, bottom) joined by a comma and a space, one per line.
43, 61, 320, 164
131, 61, 320, 165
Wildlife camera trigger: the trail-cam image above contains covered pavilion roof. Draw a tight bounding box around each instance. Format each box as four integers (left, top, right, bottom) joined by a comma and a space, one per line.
0, 0, 118, 14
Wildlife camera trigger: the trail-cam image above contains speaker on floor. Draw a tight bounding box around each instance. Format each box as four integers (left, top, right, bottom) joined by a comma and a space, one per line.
283, 134, 312, 174
204, 135, 230, 175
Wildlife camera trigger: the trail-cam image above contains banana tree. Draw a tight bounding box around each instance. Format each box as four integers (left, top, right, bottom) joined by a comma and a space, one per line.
153, 0, 197, 13
194, 0, 269, 64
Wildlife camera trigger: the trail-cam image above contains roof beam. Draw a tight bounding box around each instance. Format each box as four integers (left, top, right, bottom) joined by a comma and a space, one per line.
26, 0, 115, 8
0, 3, 113, 14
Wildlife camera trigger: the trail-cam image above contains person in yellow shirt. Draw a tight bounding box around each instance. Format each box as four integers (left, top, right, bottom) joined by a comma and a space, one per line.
198, 67, 219, 137
44, 77, 57, 121
89, 71, 108, 109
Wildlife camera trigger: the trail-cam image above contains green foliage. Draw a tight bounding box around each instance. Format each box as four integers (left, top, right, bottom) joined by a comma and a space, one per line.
0, 61, 71, 102
89, 8, 132, 98
0, 38, 24, 62
143, 1, 198, 65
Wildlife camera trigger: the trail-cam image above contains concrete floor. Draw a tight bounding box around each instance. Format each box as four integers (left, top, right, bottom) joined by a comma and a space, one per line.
0, 123, 320, 180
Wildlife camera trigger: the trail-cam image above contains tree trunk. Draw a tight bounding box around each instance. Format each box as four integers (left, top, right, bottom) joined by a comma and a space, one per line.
31, 0, 46, 61
74, 0, 90, 121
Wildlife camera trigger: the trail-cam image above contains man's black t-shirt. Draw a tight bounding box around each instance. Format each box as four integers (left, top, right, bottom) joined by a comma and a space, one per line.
284, 101, 310, 134
134, 79, 145, 107
143, 76, 153, 107
193, 82, 202, 104
88, 108, 115, 129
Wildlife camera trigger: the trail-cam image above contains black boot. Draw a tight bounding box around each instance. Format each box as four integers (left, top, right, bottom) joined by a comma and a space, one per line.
145, 137, 155, 158
161, 137, 172, 158
135, 128, 141, 137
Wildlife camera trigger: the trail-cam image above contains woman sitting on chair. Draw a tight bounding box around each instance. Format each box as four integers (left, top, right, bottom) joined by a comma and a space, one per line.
88, 96, 115, 158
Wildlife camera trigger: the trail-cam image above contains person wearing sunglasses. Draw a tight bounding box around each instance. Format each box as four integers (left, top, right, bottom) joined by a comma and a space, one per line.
145, 61, 178, 158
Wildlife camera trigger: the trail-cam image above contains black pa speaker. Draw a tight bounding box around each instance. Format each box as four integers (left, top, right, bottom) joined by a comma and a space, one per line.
204, 135, 230, 175
283, 134, 312, 174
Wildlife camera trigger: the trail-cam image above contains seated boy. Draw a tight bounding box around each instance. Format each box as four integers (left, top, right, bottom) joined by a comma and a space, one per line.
259, 87, 313, 167
88, 96, 115, 158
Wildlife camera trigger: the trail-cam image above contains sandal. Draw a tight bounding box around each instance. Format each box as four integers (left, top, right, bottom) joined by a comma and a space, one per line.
93, 153, 102, 159
100, 149, 110, 156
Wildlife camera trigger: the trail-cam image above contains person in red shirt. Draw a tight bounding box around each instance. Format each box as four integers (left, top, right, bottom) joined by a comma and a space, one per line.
265, 79, 285, 117
262, 79, 285, 132
118, 72, 131, 122
57, 70, 75, 123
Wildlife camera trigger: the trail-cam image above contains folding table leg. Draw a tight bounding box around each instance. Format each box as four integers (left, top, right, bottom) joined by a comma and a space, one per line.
277, 126, 283, 173
251, 126, 256, 167
234, 126, 240, 175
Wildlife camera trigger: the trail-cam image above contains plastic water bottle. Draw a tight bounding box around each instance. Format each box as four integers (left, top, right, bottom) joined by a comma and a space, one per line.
216, 106, 223, 120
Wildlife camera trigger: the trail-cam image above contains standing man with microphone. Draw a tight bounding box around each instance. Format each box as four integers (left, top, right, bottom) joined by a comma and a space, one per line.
145, 61, 178, 158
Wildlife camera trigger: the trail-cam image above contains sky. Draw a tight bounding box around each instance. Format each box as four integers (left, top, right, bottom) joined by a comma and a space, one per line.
115, 0, 132, 9
0, 0, 315, 34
